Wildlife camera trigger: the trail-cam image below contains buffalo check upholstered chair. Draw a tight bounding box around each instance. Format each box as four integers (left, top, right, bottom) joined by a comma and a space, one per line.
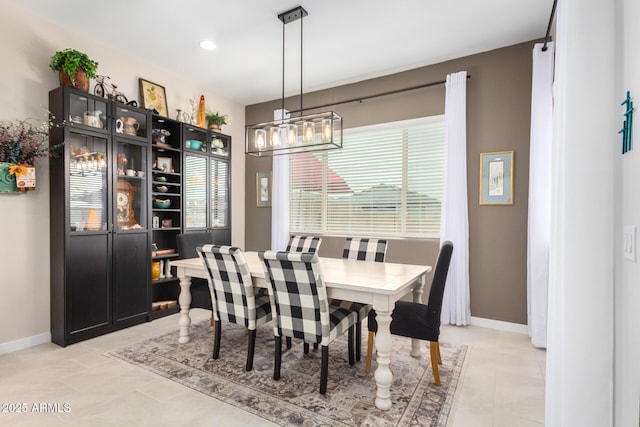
286, 235, 322, 253
330, 237, 388, 362
284, 235, 323, 350
365, 241, 453, 386
197, 245, 272, 371
258, 250, 358, 394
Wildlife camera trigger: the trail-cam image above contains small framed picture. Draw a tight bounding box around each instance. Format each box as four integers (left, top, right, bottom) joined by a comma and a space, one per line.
479, 150, 514, 205
139, 78, 168, 117
256, 171, 272, 207
156, 156, 173, 173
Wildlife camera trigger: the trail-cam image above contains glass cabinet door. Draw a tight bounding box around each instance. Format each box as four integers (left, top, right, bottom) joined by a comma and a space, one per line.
68, 133, 108, 232
68, 92, 108, 132
185, 154, 207, 229
210, 159, 229, 228
115, 141, 148, 230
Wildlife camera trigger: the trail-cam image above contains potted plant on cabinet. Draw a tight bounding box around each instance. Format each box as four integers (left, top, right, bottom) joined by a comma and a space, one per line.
205, 110, 230, 132
49, 48, 98, 92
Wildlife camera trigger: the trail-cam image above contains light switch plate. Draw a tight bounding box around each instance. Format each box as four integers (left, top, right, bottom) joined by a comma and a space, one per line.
623, 225, 636, 262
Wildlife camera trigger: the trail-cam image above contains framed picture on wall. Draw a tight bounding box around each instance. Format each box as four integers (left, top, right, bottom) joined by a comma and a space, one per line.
479, 150, 514, 205
256, 171, 272, 207
139, 78, 168, 117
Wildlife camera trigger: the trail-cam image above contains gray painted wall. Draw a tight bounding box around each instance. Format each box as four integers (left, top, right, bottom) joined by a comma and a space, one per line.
245, 40, 536, 324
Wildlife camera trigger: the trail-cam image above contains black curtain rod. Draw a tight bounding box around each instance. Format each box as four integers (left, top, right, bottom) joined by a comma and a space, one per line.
288, 74, 471, 115
542, 0, 558, 52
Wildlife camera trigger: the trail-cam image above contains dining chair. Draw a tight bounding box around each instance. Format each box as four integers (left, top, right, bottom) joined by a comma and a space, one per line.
176, 232, 215, 323
258, 250, 358, 394
365, 240, 453, 386
197, 245, 273, 371
286, 235, 322, 253
331, 237, 388, 361
283, 234, 323, 350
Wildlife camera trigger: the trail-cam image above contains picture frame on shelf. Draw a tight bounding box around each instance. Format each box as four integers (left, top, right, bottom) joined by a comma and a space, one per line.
256, 171, 272, 207
479, 150, 514, 205
139, 78, 168, 117
156, 156, 173, 173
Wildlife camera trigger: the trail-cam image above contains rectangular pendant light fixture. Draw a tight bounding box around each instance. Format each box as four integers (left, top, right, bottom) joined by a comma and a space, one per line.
245, 6, 344, 157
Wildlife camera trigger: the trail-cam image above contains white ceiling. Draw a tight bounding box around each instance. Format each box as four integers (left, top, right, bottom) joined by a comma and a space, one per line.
9, 0, 551, 106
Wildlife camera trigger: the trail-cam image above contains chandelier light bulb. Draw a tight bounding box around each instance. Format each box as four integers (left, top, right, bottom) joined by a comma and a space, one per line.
270, 127, 281, 146
322, 118, 332, 142
287, 124, 298, 145
255, 129, 267, 149
302, 121, 314, 143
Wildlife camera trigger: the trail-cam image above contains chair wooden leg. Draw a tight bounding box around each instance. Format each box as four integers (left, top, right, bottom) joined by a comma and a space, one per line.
430, 341, 441, 386
210, 311, 215, 326
213, 320, 221, 359
348, 326, 355, 366
286, 336, 292, 349
365, 331, 375, 374
304, 342, 310, 354
274, 336, 282, 380
320, 345, 329, 394
246, 329, 256, 371
355, 319, 362, 361
436, 341, 442, 364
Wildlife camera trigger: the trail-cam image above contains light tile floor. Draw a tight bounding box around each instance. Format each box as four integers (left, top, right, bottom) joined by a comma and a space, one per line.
0, 309, 545, 426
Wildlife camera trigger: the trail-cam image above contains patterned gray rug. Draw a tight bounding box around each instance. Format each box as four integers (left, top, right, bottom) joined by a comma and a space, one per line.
108, 320, 467, 426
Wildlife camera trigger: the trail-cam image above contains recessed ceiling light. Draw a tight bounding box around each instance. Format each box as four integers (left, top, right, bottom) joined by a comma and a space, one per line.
200, 40, 216, 51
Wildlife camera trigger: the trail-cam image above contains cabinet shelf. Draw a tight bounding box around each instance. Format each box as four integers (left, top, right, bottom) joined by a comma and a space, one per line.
149, 304, 179, 320
152, 253, 180, 260
152, 208, 181, 212
152, 170, 180, 177
153, 227, 181, 232
152, 277, 179, 285
152, 144, 180, 152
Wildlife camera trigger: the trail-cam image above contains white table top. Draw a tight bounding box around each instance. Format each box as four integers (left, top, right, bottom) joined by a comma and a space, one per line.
172, 251, 431, 303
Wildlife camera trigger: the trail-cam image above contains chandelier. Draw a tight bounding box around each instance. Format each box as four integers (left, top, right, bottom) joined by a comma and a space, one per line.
245, 6, 343, 157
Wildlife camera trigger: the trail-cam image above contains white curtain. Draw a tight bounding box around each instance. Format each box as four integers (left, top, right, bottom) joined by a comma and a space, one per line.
440, 71, 470, 326
271, 109, 290, 250
527, 42, 554, 348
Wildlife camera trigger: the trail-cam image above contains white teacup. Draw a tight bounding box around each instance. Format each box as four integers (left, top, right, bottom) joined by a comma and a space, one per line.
126, 169, 136, 177
137, 171, 144, 178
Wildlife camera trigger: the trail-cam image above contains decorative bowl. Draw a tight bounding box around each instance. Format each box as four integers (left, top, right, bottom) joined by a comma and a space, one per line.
187, 139, 203, 150
155, 185, 168, 193
156, 176, 168, 182
153, 199, 171, 209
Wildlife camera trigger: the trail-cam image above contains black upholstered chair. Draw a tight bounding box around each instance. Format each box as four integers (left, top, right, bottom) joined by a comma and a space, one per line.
197, 245, 272, 371
286, 235, 322, 253
365, 240, 453, 386
177, 232, 215, 326
331, 237, 388, 361
258, 250, 358, 394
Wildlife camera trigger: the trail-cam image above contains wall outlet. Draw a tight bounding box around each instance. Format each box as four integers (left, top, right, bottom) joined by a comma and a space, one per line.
623, 225, 636, 262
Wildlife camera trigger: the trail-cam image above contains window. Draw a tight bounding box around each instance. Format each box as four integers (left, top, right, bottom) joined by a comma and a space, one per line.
289, 116, 445, 237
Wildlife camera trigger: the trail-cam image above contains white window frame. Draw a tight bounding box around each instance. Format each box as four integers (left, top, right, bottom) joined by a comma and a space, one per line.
289, 115, 445, 238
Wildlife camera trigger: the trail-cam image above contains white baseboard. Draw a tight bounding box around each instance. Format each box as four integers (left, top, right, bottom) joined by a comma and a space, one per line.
469, 316, 529, 334
0, 332, 51, 355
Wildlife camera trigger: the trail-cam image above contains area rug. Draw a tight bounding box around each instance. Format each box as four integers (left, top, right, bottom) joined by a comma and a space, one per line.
108, 320, 467, 426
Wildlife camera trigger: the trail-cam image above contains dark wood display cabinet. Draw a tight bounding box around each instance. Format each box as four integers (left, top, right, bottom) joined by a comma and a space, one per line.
183, 125, 232, 244
49, 86, 151, 346
149, 116, 183, 319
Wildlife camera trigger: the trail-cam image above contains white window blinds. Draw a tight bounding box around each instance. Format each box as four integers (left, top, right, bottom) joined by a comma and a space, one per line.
289, 116, 445, 237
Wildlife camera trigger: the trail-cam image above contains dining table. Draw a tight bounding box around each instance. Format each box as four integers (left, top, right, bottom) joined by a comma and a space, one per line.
171, 251, 432, 411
